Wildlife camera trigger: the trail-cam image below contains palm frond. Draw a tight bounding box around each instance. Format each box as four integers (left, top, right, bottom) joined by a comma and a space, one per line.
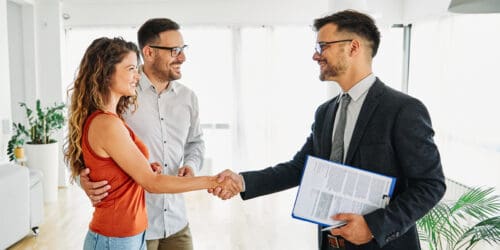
451, 187, 500, 221
455, 216, 500, 249
418, 186, 500, 250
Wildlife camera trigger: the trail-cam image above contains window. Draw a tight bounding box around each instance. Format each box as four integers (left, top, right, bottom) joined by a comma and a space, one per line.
409, 14, 500, 192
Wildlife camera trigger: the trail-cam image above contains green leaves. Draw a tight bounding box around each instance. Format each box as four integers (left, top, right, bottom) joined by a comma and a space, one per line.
6, 100, 66, 161
21, 100, 66, 144
6, 123, 29, 161
417, 186, 500, 250
458, 217, 500, 249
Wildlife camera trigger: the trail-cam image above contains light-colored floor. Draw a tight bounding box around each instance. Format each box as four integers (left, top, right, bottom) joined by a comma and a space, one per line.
8, 185, 316, 250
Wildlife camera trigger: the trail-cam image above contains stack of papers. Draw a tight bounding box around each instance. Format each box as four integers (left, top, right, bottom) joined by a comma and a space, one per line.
292, 156, 396, 228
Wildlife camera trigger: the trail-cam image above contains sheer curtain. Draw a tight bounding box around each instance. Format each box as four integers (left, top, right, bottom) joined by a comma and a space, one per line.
63, 27, 137, 101
373, 26, 404, 91
409, 14, 500, 192
236, 26, 325, 171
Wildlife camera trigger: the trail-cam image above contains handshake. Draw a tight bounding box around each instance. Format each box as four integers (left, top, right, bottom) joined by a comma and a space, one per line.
79, 166, 244, 205
208, 169, 244, 200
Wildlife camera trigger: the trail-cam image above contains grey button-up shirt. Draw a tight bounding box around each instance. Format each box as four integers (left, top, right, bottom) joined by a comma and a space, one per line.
124, 71, 205, 240
332, 73, 375, 162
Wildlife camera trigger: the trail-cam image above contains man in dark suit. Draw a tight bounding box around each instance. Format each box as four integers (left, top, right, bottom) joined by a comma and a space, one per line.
211, 10, 446, 250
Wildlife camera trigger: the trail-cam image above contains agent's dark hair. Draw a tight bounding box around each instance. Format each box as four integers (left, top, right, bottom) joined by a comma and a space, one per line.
313, 10, 380, 57
137, 18, 180, 52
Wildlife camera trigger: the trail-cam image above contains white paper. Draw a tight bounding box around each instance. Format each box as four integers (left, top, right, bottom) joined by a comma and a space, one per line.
292, 156, 395, 227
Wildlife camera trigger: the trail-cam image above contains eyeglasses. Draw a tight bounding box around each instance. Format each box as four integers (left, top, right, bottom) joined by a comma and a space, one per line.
148, 44, 188, 57
314, 39, 352, 54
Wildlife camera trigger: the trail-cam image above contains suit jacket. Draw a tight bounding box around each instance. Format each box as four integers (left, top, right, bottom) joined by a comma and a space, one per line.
240, 79, 446, 249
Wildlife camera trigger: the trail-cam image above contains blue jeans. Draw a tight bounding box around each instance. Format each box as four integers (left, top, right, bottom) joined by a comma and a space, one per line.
83, 230, 146, 250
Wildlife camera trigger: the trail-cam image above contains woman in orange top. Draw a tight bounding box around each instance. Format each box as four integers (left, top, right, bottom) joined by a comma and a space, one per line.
65, 37, 238, 250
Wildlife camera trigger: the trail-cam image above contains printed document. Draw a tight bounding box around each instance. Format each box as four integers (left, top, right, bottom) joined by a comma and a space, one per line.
292, 156, 396, 227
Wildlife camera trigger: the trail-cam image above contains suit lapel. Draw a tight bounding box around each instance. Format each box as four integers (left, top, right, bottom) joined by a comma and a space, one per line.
321, 96, 340, 159
345, 79, 385, 164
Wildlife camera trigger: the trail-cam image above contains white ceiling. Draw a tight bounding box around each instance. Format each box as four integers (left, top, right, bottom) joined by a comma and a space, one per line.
61, 0, 331, 27
59, 0, 452, 28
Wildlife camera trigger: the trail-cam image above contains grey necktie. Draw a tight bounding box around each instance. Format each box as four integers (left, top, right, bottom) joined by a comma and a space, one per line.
330, 94, 351, 163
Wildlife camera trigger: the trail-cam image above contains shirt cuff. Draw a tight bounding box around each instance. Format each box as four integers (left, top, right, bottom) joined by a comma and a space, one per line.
239, 174, 246, 192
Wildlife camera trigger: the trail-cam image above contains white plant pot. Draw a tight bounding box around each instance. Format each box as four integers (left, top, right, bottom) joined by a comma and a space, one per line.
25, 142, 59, 203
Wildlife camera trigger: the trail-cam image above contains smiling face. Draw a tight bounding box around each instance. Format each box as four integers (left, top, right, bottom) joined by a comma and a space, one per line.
147, 30, 186, 83
109, 51, 140, 97
312, 23, 352, 81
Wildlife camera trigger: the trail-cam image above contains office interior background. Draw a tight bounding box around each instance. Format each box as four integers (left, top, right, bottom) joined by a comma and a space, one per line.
0, 0, 499, 249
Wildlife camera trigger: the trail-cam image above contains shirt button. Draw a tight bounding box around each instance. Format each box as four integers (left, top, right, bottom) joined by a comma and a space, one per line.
164, 164, 167, 167
163, 141, 166, 144
161, 117, 164, 121
164, 209, 167, 212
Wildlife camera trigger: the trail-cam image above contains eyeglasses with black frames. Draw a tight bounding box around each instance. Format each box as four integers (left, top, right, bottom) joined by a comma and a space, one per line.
314, 39, 353, 54
148, 44, 188, 57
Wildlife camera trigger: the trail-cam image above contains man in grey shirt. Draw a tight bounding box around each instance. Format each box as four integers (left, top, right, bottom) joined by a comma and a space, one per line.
79, 18, 204, 250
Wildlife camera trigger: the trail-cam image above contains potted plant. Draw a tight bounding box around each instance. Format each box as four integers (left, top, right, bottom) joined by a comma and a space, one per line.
7, 100, 65, 202
6, 123, 27, 161
417, 185, 500, 250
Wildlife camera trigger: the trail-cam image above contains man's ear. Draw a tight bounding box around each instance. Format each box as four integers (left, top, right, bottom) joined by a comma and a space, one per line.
142, 46, 153, 61
349, 39, 361, 57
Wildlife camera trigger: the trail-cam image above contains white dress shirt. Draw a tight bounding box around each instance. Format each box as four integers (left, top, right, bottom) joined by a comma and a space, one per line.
332, 73, 376, 162
125, 71, 205, 240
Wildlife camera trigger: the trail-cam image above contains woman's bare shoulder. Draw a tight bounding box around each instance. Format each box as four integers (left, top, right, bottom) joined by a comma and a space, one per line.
89, 113, 126, 136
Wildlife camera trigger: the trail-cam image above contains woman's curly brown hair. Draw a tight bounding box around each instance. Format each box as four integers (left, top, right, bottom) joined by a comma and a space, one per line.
65, 37, 140, 182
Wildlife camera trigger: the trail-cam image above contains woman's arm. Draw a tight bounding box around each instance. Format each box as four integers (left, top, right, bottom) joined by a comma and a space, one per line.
88, 115, 238, 194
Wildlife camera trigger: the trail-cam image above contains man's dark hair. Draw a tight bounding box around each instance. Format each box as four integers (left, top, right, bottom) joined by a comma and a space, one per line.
137, 18, 180, 52
313, 10, 380, 57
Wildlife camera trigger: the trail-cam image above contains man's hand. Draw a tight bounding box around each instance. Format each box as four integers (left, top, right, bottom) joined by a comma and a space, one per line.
178, 165, 195, 177
207, 169, 244, 200
216, 176, 241, 199
150, 162, 162, 174
79, 168, 110, 206
330, 213, 373, 245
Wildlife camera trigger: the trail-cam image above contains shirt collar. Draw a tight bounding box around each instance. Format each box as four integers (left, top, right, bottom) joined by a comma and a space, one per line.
338, 73, 376, 103
138, 65, 178, 94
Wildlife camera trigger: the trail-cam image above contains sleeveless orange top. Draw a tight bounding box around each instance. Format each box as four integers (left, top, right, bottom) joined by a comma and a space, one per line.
82, 110, 149, 237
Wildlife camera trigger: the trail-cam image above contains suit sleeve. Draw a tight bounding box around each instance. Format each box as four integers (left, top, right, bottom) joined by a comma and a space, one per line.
364, 98, 446, 247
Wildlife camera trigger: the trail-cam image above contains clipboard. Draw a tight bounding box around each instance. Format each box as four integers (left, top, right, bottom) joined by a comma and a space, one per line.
291, 155, 396, 227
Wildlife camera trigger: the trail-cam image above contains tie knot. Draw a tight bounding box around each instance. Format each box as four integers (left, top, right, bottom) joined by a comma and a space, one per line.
341, 93, 351, 104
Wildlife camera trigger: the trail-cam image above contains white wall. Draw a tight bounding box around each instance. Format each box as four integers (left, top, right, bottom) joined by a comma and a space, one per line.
21, 3, 37, 108
0, 0, 13, 163
8, 1, 26, 122
0, 0, 12, 120
35, 0, 64, 103
6, 1, 36, 122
